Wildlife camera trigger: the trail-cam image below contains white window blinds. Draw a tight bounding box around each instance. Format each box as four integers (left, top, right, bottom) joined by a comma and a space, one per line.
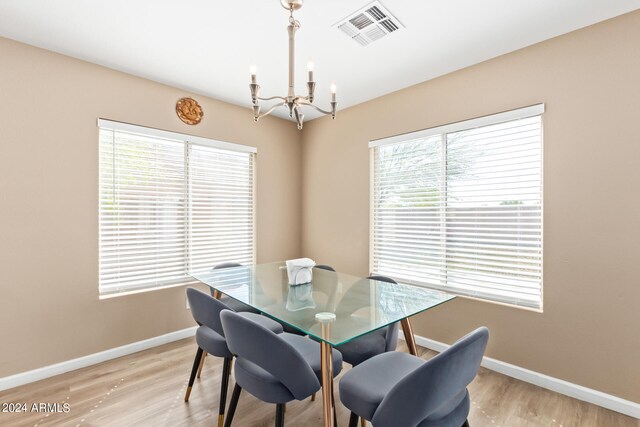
98, 120, 255, 296
371, 105, 543, 309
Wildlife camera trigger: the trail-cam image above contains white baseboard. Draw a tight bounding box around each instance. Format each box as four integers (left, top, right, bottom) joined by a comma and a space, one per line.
0, 326, 197, 393
400, 332, 640, 419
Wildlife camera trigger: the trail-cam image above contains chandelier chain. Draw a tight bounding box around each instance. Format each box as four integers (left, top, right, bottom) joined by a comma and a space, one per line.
289, 14, 300, 28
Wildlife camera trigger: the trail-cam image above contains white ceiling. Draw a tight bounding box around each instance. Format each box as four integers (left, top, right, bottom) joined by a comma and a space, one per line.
1, 0, 639, 121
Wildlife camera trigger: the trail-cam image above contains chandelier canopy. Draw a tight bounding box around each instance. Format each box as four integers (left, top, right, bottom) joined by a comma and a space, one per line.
249, 0, 337, 130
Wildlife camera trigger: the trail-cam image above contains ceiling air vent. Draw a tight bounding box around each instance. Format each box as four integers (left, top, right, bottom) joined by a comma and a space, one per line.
349, 14, 374, 30
334, 1, 403, 47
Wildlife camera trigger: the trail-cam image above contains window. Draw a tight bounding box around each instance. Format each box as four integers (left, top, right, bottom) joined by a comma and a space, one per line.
370, 105, 543, 309
98, 120, 255, 296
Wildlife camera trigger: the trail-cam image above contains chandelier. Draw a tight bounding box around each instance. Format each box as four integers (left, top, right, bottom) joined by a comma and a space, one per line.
249, 0, 337, 130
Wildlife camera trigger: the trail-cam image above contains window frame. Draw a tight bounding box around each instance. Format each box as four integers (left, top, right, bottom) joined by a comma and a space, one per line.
369, 104, 544, 311
97, 119, 257, 298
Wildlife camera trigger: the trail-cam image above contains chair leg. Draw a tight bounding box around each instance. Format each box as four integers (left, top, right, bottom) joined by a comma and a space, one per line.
349, 412, 359, 427
361, 417, 366, 427
275, 403, 285, 427
197, 351, 207, 379
311, 392, 316, 401
223, 384, 242, 427
184, 347, 204, 402
462, 421, 470, 427
218, 357, 233, 427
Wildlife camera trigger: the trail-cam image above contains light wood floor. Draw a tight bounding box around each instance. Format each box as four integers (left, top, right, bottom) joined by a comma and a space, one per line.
1, 338, 637, 427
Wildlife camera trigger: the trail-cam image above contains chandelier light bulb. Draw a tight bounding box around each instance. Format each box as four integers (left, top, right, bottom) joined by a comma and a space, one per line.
307, 60, 314, 81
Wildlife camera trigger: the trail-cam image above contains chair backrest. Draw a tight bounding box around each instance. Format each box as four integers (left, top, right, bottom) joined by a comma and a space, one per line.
220, 309, 320, 400
372, 327, 489, 427
210, 262, 243, 297
213, 262, 242, 270
368, 275, 400, 351
336, 276, 384, 316
186, 287, 229, 336
336, 274, 399, 351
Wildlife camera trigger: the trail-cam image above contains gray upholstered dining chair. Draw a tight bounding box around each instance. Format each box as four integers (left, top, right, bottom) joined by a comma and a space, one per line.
211, 262, 261, 314
339, 327, 489, 427
315, 264, 336, 272
184, 288, 284, 427
196, 262, 265, 378
333, 273, 400, 367
220, 309, 344, 427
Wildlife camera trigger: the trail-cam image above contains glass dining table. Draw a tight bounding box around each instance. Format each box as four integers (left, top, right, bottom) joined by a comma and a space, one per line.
190, 262, 455, 427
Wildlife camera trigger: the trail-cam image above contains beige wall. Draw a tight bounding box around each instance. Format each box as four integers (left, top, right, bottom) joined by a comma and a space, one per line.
301, 11, 640, 402
0, 37, 302, 376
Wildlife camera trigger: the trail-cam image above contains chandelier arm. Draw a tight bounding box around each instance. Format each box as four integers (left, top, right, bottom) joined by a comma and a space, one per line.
297, 100, 332, 115
257, 96, 287, 102
257, 101, 286, 119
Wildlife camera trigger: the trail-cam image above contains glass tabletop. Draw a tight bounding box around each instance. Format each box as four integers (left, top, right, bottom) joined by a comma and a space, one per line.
190, 262, 455, 346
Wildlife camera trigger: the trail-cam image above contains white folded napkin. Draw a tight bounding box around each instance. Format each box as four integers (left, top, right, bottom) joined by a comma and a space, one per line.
286, 257, 316, 285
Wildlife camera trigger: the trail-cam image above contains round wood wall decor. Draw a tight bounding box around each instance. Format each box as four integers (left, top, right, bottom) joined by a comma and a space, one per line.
176, 97, 203, 125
